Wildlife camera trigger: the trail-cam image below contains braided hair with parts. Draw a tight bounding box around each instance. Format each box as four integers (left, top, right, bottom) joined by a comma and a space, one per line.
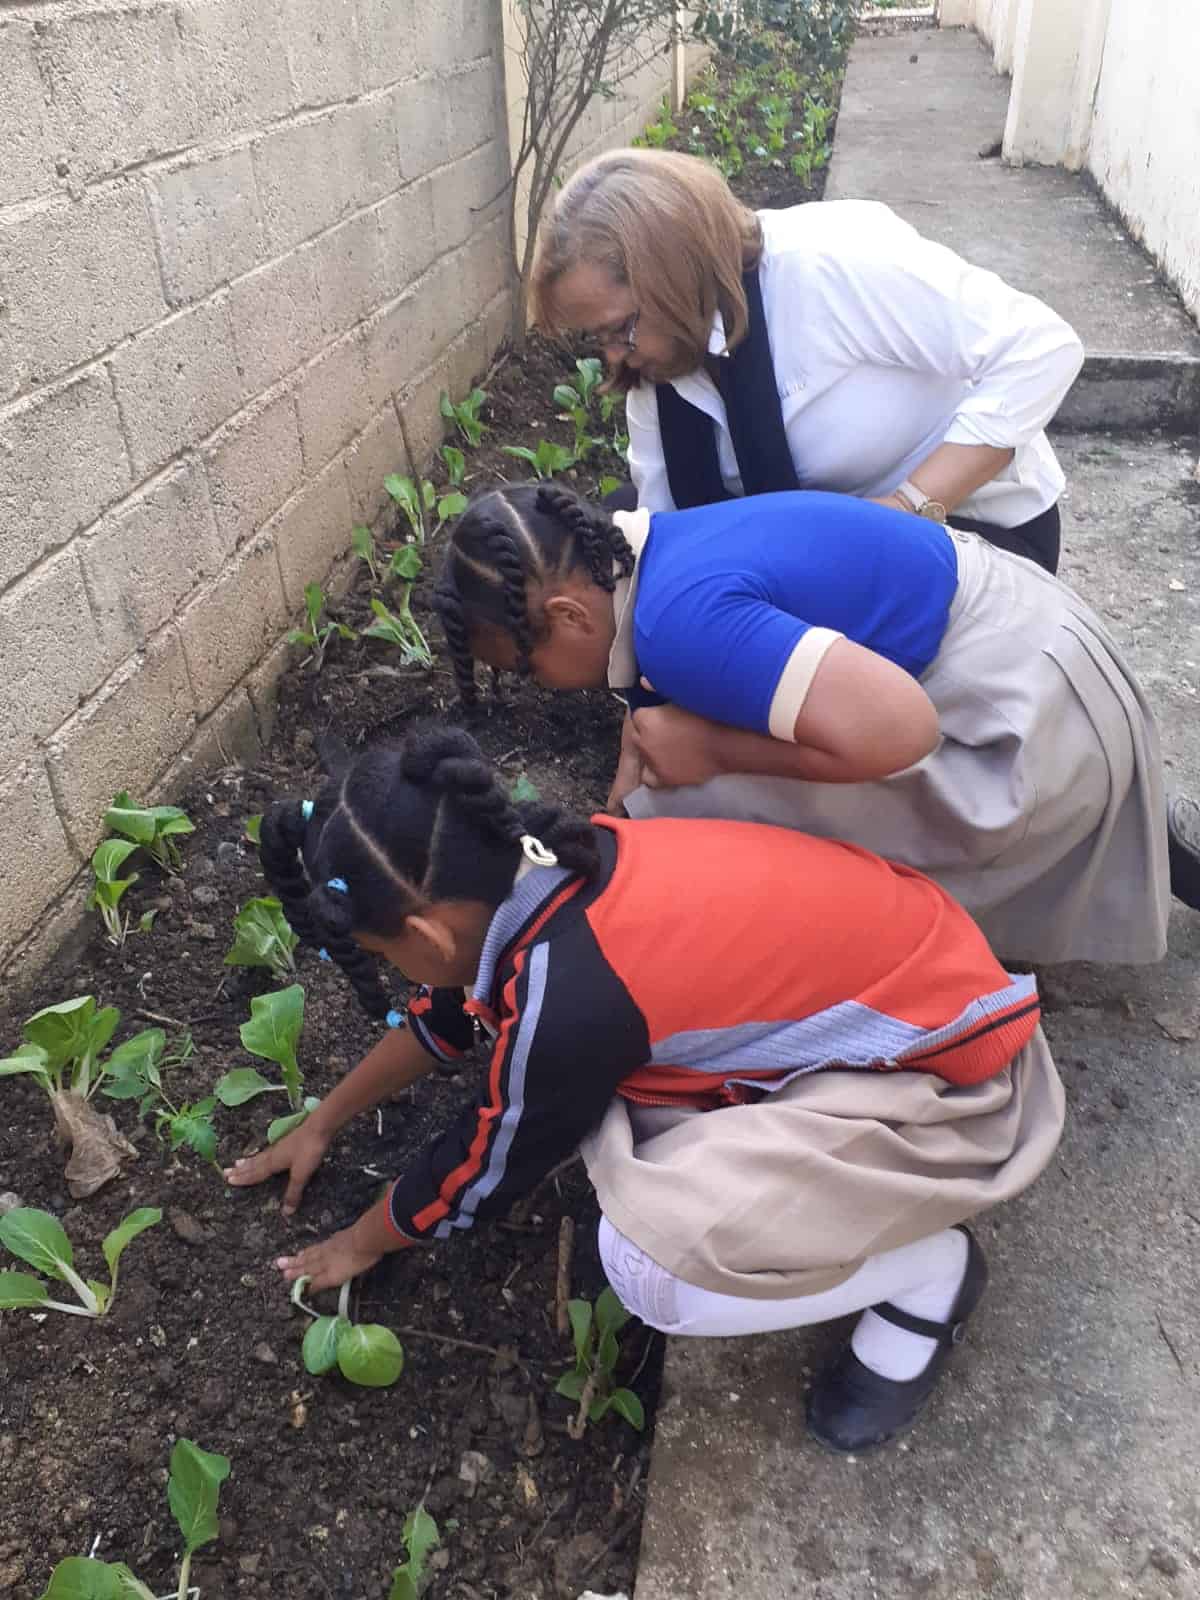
433, 482, 635, 706
258, 727, 601, 1021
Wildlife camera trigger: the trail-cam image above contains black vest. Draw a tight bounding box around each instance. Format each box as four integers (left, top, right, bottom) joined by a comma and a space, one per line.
655, 266, 800, 508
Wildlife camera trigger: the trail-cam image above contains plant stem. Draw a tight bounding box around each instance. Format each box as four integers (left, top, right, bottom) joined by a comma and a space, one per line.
176, 1550, 191, 1600
58, 1260, 100, 1315
337, 1280, 352, 1322
42, 1297, 99, 1318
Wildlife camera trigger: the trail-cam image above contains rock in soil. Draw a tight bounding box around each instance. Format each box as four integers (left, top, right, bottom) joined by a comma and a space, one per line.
169, 1208, 210, 1245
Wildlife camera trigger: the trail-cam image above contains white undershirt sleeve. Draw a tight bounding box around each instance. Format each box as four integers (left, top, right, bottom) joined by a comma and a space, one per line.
767, 627, 843, 741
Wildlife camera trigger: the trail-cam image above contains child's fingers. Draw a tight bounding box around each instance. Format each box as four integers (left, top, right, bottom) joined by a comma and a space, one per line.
223, 1147, 286, 1186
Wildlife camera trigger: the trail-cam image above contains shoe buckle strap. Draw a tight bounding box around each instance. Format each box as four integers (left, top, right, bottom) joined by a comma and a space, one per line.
873, 1300, 965, 1346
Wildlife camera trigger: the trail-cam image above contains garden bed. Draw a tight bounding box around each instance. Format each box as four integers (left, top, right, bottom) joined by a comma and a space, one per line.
0, 20, 853, 1600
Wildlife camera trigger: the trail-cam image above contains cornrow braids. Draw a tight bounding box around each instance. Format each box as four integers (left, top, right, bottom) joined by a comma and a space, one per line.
257, 728, 602, 1023
434, 483, 636, 702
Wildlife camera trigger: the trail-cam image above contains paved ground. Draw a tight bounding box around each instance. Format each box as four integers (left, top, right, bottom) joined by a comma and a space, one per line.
633, 30, 1200, 1592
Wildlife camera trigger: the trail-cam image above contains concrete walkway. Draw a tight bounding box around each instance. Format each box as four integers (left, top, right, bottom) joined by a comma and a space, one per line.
633, 29, 1200, 1600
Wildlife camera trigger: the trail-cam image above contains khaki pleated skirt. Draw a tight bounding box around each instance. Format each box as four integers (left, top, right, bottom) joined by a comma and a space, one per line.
626, 531, 1170, 965
581, 1028, 1065, 1300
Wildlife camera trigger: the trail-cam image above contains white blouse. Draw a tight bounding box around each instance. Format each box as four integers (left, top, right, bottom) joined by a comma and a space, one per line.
626, 200, 1085, 529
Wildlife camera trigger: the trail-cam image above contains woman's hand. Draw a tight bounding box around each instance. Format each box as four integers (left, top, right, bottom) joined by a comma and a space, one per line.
630, 702, 726, 790
606, 709, 646, 812
223, 1118, 332, 1217
275, 1226, 386, 1292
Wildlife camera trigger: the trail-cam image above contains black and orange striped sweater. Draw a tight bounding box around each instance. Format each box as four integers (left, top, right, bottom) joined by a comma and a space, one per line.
387, 816, 1040, 1242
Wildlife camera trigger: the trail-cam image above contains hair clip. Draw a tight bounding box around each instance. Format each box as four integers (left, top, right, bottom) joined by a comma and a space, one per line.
301, 799, 314, 821
327, 877, 349, 895
318, 947, 332, 963
386, 1010, 405, 1030
520, 834, 558, 867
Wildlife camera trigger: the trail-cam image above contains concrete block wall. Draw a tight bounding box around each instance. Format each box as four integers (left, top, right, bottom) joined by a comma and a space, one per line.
0, 0, 522, 976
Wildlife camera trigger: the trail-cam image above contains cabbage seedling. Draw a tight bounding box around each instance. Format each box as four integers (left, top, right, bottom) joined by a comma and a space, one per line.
34, 1437, 229, 1600
364, 588, 433, 670
216, 984, 319, 1143
556, 1287, 644, 1433
0, 1204, 160, 1318
439, 385, 488, 447
105, 791, 195, 873
501, 440, 576, 480
293, 1275, 405, 1388
88, 839, 141, 947
223, 896, 298, 979
351, 523, 381, 582
389, 1506, 440, 1600
287, 581, 356, 670
101, 1027, 220, 1167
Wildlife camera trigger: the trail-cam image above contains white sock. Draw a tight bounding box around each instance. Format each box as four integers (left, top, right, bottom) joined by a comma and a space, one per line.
598, 1217, 970, 1382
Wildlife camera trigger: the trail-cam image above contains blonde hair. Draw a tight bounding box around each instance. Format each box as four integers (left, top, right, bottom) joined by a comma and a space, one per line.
531, 149, 764, 365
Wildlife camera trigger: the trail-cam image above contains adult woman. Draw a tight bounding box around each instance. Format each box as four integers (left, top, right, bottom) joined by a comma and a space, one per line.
532, 148, 1084, 574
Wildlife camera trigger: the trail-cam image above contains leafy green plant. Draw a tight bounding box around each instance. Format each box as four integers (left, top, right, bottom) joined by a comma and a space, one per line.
34, 1438, 230, 1600
440, 443, 467, 488
635, 95, 678, 147
598, 474, 623, 499
439, 386, 488, 447
385, 474, 468, 544
287, 581, 356, 669
244, 813, 263, 845
219, 984, 320, 1143
0, 1204, 160, 1319
510, 773, 541, 804
0, 995, 120, 1103
224, 896, 298, 979
352, 523, 381, 582
364, 590, 433, 670
99, 1026, 219, 1167
294, 1275, 406, 1389
105, 791, 194, 873
501, 440, 576, 480
389, 1506, 441, 1600
555, 1287, 644, 1433
87, 840, 141, 947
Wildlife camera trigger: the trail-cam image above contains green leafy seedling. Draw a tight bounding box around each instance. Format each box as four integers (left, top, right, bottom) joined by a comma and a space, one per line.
229, 984, 317, 1141
439, 386, 488, 447
501, 440, 576, 480
440, 444, 466, 488
510, 774, 541, 805
364, 592, 433, 670
0, 1205, 160, 1319
389, 1506, 441, 1600
87, 840, 141, 948
352, 523, 380, 582
224, 896, 298, 980
0, 994, 121, 1104
105, 791, 194, 873
294, 1276, 406, 1389
287, 581, 356, 669
100, 1027, 218, 1168
555, 1286, 644, 1433
244, 813, 263, 846
598, 474, 622, 499
384, 474, 429, 543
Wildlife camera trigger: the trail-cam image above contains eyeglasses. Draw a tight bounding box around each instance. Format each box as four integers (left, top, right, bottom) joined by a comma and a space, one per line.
580, 309, 639, 354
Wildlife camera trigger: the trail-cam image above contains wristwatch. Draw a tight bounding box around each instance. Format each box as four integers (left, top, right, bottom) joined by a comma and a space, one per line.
894, 479, 948, 523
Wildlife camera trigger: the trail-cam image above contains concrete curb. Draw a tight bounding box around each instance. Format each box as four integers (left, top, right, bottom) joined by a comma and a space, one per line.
1057, 353, 1200, 436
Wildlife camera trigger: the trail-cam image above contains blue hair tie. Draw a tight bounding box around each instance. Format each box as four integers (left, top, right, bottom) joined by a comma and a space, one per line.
301, 799, 314, 821
327, 877, 349, 894
318, 947, 331, 963
386, 1010, 404, 1030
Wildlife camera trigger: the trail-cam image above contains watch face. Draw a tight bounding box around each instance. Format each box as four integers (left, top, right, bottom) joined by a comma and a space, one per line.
920, 501, 948, 524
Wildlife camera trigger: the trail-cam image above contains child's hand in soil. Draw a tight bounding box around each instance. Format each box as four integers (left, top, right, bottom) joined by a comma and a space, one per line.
275, 1227, 384, 1291
631, 696, 724, 790
223, 1120, 331, 1216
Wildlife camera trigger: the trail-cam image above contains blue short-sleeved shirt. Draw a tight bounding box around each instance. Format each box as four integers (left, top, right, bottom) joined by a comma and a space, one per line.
625, 491, 959, 739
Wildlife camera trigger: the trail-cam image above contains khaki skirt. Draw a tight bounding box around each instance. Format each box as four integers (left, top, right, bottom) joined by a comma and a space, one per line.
581, 1028, 1065, 1301
626, 531, 1170, 965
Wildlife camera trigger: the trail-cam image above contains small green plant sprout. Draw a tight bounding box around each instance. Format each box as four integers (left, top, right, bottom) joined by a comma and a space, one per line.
510, 773, 541, 805
388, 1506, 441, 1600
439, 386, 488, 447
293, 1275, 406, 1389
440, 443, 466, 488
364, 592, 433, 670
33, 1438, 230, 1600
501, 439, 576, 480
105, 791, 194, 874
352, 523, 381, 582
634, 95, 678, 148
0, 1204, 160, 1319
598, 474, 623, 499
87, 839, 141, 947
217, 984, 319, 1143
100, 1026, 218, 1168
556, 1287, 644, 1437
287, 581, 356, 669
224, 896, 298, 980
385, 474, 468, 543
244, 813, 263, 846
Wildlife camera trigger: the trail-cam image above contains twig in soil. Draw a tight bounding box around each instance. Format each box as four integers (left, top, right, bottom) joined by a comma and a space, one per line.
567, 1370, 599, 1441
576, 1509, 642, 1586
399, 1326, 502, 1358
556, 1216, 575, 1336
627, 1329, 659, 1391
523, 1489, 572, 1561
133, 1007, 191, 1029
393, 398, 421, 487
1156, 1310, 1187, 1378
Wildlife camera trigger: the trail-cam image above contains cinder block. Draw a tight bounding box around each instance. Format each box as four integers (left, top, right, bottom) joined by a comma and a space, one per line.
444, 61, 498, 165
109, 294, 245, 477
362, 293, 429, 405
177, 0, 293, 136
0, 872, 92, 989
79, 458, 226, 659
204, 391, 305, 552
294, 331, 377, 472
32, 8, 200, 183
396, 365, 452, 477
344, 405, 406, 525
410, 0, 498, 72
0, 20, 62, 208
228, 247, 325, 396
166, 688, 262, 791
375, 178, 438, 298
269, 458, 354, 610
430, 142, 507, 257
283, 0, 361, 105
0, 763, 81, 969
0, 369, 131, 593
312, 209, 388, 338
0, 184, 166, 393
45, 628, 197, 858
393, 75, 450, 183
145, 149, 265, 307
0, 548, 113, 773
246, 633, 295, 747
177, 530, 289, 717
252, 101, 395, 255
356, 0, 417, 91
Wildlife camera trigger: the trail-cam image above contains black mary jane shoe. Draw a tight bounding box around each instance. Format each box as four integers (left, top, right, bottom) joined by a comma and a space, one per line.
806, 1226, 989, 1455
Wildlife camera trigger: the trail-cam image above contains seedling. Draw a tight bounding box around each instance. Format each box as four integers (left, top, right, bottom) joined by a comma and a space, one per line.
244, 814, 263, 845
217, 984, 319, 1143
555, 1287, 644, 1433
385, 474, 468, 543
0, 1204, 160, 1319
87, 839, 141, 947
501, 440, 576, 480
440, 444, 466, 488
352, 523, 381, 582
224, 896, 298, 979
101, 1026, 218, 1167
34, 1438, 229, 1600
389, 1506, 441, 1600
439, 386, 488, 447
510, 773, 541, 804
364, 591, 433, 670
293, 1275, 406, 1388
105, 791, 194, 873
634, 96, 677, 147
598, 474, 623, 499
286, 581, 356, 669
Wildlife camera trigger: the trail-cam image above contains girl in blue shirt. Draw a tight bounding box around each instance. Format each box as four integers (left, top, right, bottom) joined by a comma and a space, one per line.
434, 484, 1194, 965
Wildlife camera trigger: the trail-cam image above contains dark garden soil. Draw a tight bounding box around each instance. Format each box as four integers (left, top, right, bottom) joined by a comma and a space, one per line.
0, 24, 852, 1600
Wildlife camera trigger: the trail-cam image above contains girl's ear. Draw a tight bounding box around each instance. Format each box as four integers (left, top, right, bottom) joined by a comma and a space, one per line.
403, 912, 459, 965
543, 592, 601, 637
